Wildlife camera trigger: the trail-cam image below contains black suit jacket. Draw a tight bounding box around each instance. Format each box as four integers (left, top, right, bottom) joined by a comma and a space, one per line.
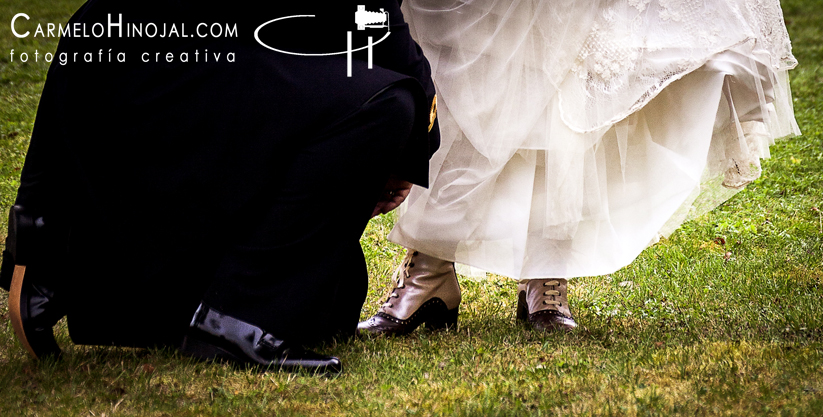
11, 0, 440, 345
46, 0, 439, 186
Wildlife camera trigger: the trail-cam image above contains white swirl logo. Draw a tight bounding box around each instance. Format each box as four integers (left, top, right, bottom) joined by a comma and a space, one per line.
254, 6, 391, 77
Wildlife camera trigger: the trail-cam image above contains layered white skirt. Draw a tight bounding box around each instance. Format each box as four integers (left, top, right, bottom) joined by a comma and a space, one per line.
389, 0, 800, 279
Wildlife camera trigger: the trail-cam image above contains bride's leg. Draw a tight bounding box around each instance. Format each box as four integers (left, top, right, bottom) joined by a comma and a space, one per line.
357, 249, 461, 336
516, 279, 577, 331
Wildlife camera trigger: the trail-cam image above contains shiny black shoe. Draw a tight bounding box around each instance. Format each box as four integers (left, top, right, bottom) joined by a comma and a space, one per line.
2, 204, 46, 291
5, 205, 65, 359
180, 303, 342, 375
0, 247, 13, 292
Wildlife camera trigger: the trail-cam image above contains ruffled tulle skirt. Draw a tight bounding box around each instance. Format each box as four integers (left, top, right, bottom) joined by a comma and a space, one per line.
389, 0, 800, 278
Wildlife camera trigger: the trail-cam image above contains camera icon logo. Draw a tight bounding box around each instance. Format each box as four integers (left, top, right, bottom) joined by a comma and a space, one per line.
355, 6, 389, 30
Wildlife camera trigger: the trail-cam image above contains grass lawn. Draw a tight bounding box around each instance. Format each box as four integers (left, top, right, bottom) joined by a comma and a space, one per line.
1, 1, 822, 415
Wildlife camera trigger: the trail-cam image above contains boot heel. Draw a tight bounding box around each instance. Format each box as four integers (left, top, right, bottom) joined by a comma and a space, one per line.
516, 290, 529, 323
425, 306, 459, 331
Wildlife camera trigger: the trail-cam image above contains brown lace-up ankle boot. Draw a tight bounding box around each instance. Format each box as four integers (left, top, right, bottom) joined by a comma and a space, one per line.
357, 250, 461, 336
516, 279, 577, 331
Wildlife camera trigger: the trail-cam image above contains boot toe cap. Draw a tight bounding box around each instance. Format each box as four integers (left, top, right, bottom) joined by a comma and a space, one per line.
527, 310, 578, 332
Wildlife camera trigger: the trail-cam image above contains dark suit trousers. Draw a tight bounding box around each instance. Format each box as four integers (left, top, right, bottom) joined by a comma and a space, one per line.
203, 85, 416, 345
13, 44, 422, 348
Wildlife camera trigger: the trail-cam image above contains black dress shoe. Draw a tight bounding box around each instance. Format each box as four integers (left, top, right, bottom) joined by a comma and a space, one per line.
0, 247, 13, 292
2, 204, 45, 291
5, 205, 65, 359
180, 303, 342, 375
9, 266, 64, 359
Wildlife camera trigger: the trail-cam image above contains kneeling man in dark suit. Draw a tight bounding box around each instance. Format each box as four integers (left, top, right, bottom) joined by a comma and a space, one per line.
0, 0, 439, 374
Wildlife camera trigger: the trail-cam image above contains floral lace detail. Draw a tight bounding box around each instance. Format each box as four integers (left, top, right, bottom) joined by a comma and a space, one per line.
628, 0, 651, 12
572, 22, 641, 89
720, 121, 770, 189
571, 0, 727, 94
745, 0, 796, 69
566, 0, 793, 132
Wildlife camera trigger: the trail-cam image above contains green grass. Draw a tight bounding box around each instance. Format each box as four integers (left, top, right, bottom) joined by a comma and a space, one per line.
1, 1, 823, 415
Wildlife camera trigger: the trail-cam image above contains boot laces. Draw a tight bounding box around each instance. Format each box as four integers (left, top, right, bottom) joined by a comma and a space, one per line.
382, 252, 415, 309
541, 280, 562, 310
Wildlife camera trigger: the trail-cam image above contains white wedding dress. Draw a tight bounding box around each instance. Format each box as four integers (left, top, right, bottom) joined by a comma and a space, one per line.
390, 0, 799, 279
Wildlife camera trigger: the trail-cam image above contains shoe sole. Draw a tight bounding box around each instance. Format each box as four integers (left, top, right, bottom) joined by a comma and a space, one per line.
180, 334, 245, 364
180, 335, 343, 375
359, 301, 459, 337
516, 290, 577, 331
425, 305, 459, 331
9, 265, 39, 359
